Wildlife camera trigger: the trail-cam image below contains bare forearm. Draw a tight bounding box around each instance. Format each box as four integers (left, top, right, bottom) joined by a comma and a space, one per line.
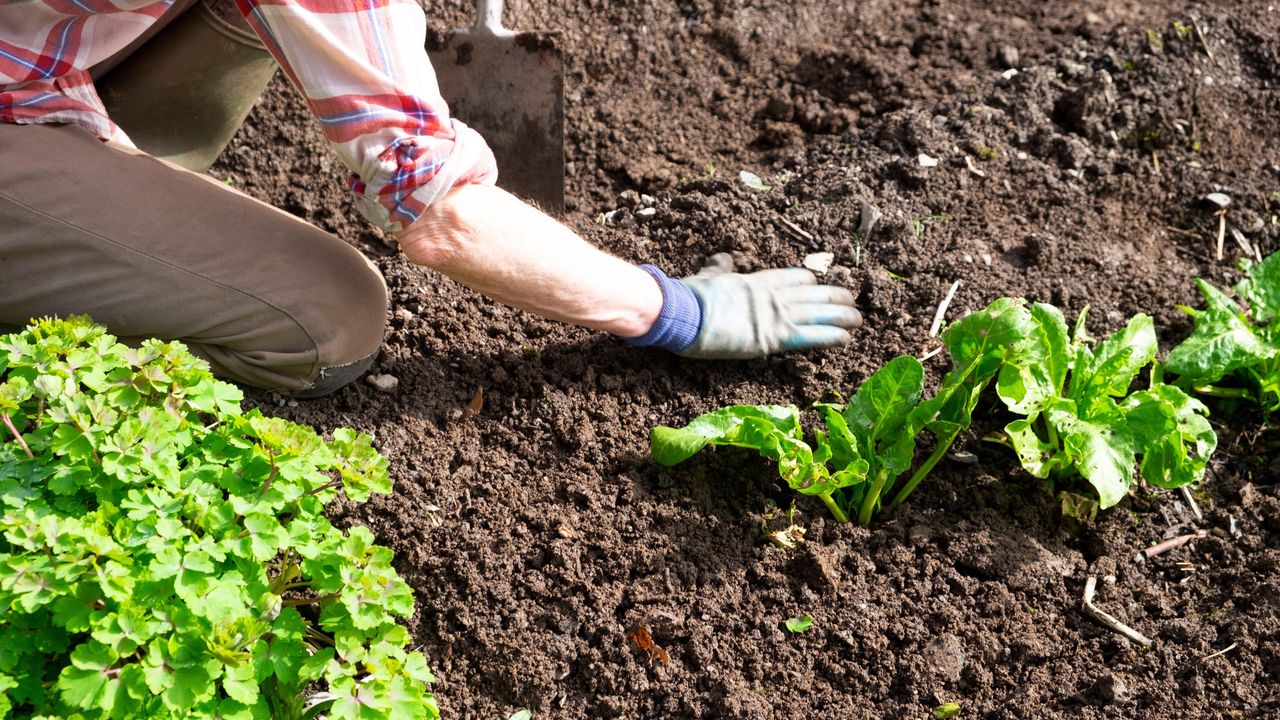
396, 183, 662, 337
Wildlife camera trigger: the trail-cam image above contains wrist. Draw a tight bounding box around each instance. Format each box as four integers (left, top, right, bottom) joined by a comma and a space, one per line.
620, 265, 702, 352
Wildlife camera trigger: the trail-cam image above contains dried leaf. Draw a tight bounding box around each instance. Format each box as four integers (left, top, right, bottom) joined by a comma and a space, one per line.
626, 626, 670, 665
462, 388, 484, 420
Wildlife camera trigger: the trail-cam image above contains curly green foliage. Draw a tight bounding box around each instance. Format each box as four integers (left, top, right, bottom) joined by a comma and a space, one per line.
0, 317, 438, 720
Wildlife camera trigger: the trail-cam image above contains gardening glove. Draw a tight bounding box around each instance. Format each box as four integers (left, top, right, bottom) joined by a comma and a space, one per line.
623, 253, 862, 359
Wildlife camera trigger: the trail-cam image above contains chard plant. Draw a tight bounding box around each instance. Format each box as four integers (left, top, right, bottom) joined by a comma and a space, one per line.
992, 305, 1216, 510
1165, 251, 1280, 410
0, 317, 438, 720
652, 296, 1220, 523
650, 298, 1036, 525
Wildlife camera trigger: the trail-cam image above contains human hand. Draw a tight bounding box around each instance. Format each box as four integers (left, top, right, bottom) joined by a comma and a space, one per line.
677, 253, 862, 359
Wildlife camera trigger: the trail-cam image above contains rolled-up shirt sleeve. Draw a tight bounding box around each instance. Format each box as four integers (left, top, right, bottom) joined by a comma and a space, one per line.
234, 0, 497, 234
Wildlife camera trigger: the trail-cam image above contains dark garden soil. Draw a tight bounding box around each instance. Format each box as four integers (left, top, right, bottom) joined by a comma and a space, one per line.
212, 0, 1280, 717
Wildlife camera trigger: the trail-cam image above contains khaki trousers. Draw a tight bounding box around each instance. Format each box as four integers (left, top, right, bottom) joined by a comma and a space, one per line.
0, 122, 388, 394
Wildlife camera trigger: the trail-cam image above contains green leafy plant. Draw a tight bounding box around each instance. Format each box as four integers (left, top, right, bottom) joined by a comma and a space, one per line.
992, 306, 1216, 508
650, 298, 1036, 525
1166, 252, 1280, 411
0, 317, 437, 719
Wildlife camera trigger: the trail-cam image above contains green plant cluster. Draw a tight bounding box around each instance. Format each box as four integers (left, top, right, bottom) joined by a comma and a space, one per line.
0, 317, 437, 719
651, 298, 1216, 524
1166, 252, 1280, 411
993, 306, 1214, 515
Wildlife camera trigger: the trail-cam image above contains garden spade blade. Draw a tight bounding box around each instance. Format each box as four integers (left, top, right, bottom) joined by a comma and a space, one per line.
428, 0, 565, 212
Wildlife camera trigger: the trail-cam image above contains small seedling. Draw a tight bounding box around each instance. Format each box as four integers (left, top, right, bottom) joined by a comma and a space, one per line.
785, 616, 814, 633
932, 702, 961, 719
911, 213, 949, 238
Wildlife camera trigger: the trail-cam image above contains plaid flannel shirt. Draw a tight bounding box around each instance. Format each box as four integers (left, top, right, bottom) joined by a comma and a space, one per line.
0, 0, 497, 233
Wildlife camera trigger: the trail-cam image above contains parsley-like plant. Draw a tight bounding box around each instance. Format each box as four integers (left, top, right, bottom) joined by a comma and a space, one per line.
0, 317, 438, 720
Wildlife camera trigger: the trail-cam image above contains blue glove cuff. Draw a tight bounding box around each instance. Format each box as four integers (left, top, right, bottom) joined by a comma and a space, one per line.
621, 264, 702, 352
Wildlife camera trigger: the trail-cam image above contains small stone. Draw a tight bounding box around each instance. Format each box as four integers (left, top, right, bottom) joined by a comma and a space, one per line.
1090, 673, 1133, 705
859, 201, 882, 237
636, 207, 657, 217
1203, 192, 1232, 208
802, 252, 835, 274
998, 45, 1020, 69
639, 193, 656, 206
365, 373, 399, 393
907, 525, 933, 546
922, 634, 965, 682
918, 152, 940, 168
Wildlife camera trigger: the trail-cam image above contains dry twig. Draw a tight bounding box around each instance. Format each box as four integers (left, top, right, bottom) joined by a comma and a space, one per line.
1216, 209, 1227, 261
1137, 530, 1210, 562
1082, 577, 1153, 647
929, 281, 961, 337
1191, 19, 1218, 66
1181, 485, 1204, 522
1200, 642, 1238, 662
777, 217, 815, 243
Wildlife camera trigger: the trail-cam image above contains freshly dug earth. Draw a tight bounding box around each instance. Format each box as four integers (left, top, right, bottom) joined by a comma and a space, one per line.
213, 0, 1280, 717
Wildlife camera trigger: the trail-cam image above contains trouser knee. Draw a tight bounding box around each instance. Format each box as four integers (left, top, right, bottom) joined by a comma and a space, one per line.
191, 254, 389, 397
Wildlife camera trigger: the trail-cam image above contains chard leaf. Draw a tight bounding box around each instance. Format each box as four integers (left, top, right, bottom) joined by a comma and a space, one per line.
1045, 398, 1135, 509
942, 297, 1037, 380
1059, 491, 1099, 520
844, 356, 924, 441
815, 405, 858, 469
650, 405, 801, 466
997, 303, 1069, 414
1236, 251, 1280, 323
844, 355, 924, 474
1004, 417, 1060, 479
1123, 384, 1216, 489
1166, 279, 1275, 384
1075, 313, 1157, 400
921, 297, 1039, 434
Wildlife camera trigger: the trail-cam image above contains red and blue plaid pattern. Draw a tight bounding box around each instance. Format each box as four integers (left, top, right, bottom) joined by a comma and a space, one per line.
0, 0, 496, 233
